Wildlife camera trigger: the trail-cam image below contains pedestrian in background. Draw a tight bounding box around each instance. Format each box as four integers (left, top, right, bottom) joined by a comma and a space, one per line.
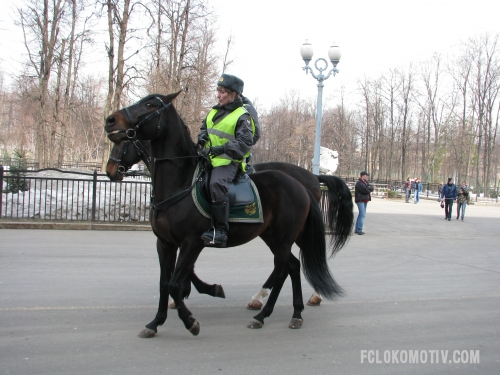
440, 178, 457, 221
413, 178, 422, 204
456, 181, 470, 221
404, 177, 412, 203
354, 171, 374, 235
438, 181, 444, 203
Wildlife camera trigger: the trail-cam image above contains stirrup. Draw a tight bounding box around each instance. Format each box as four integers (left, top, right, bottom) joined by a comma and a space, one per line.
201, 227, 227, 247
201, 227, 217, 245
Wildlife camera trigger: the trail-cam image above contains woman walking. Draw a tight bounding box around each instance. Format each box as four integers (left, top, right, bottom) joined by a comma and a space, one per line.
456, 181, 470, 221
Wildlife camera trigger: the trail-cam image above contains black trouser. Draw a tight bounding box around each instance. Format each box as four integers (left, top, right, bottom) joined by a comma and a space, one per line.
209, 162, 240, 202
444, 198, 454, 219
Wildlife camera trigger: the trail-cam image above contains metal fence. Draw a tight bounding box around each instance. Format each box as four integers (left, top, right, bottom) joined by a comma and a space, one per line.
2, 167, 498, 224
1, 167, 151, 222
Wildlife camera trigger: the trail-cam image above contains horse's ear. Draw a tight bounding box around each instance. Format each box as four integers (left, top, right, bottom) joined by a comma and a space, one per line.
165, 90, 183, 103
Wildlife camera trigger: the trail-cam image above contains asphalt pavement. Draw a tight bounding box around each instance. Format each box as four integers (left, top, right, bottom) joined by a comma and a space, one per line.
1, 198, 499, 374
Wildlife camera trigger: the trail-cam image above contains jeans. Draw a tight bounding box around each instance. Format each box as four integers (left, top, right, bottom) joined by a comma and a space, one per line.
444, 198, 454, 219
414, 191, 420, 203
405, 190, 411, 202
457, 202, 466, 220
355, 202, 367, 232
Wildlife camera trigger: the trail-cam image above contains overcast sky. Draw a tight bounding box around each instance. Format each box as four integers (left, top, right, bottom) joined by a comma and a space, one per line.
1, 0, 499, 110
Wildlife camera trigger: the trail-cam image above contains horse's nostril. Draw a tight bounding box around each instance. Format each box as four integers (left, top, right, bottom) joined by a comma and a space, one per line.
106, 115, 115, 125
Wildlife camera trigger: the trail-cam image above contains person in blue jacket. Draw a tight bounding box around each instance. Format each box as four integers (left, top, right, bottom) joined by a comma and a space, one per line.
440, 178, 457, 221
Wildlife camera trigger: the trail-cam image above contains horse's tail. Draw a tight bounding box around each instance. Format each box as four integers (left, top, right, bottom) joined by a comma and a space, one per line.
317, 175, 354, 256
300, 189, 343, 299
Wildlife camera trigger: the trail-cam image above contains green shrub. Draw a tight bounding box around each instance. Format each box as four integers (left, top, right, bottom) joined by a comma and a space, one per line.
388, 190, 398, 198
4, 150, 30, 193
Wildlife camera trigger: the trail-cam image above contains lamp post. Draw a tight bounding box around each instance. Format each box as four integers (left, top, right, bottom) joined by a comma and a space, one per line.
300, 39, 341, 175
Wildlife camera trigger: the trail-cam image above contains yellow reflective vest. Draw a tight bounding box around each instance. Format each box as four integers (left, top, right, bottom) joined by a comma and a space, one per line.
205, 107, 255, 171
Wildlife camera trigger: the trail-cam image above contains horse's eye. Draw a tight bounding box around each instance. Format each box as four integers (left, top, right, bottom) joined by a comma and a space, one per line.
146, 103, 152, 108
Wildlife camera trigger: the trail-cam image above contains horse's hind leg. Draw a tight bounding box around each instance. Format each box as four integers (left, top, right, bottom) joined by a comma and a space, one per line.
248, 247, 291, 329
140, 239, 176, 338
168, 270, 226, 309
189, 272, 226, 298
247, 274, 272, 310
287, 254, 305, 329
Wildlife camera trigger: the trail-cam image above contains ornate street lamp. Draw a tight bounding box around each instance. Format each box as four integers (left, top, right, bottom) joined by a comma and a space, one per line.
300, 39, 341, 175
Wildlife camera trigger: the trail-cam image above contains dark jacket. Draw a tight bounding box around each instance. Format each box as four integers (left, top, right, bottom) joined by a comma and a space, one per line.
355, 179, 374, 203
241, 96, 261, 145
441, 183, 457, 200
199, 98, 253, 160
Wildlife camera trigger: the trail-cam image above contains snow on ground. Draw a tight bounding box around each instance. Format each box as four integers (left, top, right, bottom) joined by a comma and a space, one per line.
2, 168, 152, 222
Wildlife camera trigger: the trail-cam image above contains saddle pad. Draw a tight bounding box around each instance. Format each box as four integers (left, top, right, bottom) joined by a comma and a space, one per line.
191, 165, 264, 223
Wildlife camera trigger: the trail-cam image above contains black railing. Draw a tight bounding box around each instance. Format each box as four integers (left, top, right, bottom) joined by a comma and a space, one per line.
2, 167, 498, 225
1, 167, 151, 222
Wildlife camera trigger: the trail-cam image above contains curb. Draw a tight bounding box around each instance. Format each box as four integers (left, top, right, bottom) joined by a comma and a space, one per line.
0, 221, 152, 231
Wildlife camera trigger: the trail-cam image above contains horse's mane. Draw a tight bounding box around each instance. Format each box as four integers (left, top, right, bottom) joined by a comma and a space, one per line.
147, 93, 197, 151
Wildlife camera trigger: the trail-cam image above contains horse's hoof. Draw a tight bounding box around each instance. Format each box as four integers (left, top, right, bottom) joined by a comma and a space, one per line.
288, 318, 304, 329
168, 299, 178, 309
215, 285, 226, 298
307, 295, 322, 306
138, 328, 157, 338
189, 320, 200, 336
246, 299, 263, 310
247, 319, 264, 329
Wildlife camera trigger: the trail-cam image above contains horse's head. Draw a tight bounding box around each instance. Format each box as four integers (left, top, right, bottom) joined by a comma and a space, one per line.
104, 91, 182, 144
106, 139, 150, 181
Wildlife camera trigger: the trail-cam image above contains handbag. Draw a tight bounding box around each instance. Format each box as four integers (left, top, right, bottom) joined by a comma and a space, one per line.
440, 201, 444, 208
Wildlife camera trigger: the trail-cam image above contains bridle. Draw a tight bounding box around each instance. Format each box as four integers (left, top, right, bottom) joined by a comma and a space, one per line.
109, 96, 169, 177
112, 95, 206, 216
109, 139, 152, 176
124, 96, 172, 141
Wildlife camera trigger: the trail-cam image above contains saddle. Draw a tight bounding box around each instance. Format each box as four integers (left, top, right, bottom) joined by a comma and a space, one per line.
192, 163, 263, 223
197, 168, 254, 207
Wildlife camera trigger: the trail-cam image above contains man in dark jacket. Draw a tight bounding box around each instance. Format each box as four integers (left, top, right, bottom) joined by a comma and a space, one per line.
354, 171, 374, 235
440, 177, 457, 221
197, 74, 255, 247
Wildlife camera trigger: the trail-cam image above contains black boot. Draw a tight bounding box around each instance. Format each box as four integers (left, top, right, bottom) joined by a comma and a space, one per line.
201, 199, 229, 247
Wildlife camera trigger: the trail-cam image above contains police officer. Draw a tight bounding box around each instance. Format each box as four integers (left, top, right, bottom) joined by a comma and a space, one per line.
197, 74, 255, 247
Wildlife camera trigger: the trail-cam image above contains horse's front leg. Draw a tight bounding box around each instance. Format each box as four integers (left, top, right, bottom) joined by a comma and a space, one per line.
169, 240, 204, 336
139, 239, 176, 338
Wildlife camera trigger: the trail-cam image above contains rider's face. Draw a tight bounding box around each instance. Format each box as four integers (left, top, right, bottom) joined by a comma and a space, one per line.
217, 87, 237, 106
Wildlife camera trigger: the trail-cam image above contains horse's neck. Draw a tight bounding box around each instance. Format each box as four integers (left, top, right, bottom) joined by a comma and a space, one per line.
149, 115, 197, 195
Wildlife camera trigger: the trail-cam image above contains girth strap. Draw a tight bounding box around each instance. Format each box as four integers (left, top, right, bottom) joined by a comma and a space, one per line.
151, 165, 204, 218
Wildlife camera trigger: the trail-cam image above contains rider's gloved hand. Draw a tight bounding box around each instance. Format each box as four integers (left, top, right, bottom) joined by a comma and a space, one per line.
197, 133, 209, 147
209, 146, 225, 156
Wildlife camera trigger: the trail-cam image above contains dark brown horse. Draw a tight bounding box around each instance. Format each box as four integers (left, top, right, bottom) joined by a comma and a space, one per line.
106, 140, 354, 309
104, 92, 346, 337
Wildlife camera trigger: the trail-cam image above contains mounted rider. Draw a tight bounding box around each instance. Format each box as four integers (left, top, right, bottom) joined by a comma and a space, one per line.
197, 74, 255, 247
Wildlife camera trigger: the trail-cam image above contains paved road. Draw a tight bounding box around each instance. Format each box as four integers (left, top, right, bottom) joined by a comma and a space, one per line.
1, 199, 499, 374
